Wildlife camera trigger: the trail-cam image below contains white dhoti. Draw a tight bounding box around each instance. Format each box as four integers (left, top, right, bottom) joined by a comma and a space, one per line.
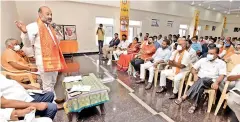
113, 50, 127, 60
140, 61, 155, 83
159, 69, 184, 94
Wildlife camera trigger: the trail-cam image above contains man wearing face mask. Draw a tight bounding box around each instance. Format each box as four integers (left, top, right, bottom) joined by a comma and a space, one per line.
157, 38, 191, 99
191, 37, 202, 56
1, 38, 38, 82
175, 47, 226, 114
219, 37, 235, 61
15, 6, 67, 105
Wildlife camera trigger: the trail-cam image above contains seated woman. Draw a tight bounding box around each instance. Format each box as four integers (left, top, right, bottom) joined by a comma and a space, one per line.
1, 38, 38, 82
117, 37, 140, 71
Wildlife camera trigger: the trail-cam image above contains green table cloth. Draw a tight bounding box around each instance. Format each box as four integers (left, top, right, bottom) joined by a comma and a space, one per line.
63, 73, 110, 114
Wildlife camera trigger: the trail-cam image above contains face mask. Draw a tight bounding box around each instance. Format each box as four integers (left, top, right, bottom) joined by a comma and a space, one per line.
217, 44, 223, 48
224, 43, 231, 47
207, 54, 214, 61
13, 45, 20, 51
177, 45, 182, 51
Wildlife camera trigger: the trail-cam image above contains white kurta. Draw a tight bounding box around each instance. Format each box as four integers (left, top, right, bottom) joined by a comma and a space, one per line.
24, 22, 58, 97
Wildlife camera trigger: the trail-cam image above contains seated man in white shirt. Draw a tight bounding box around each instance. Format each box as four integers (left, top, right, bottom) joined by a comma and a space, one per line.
175, 47, 226, 114
227, 64, 240, 121
186, 39, 199, 64
0, 93, 52, 122
0, 74, 57, 119
111, 34, 130, 62
137, 39, 171, 90
157, 39, 191, 100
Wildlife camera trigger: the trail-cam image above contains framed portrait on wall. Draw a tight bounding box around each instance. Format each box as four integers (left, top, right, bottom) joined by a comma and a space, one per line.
205, 25, 209, 30
234, 27, 239, 32
55, 25, 64, 40
212, 26, 216, 31
64, 25, 77, 40
151, 19, 159, 27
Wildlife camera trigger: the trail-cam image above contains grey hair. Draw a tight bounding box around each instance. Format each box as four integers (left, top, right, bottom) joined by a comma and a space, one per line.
5, 38, 17, 47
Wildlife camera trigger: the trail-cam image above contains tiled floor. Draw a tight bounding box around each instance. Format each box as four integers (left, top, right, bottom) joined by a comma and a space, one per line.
53, 54, 233, 122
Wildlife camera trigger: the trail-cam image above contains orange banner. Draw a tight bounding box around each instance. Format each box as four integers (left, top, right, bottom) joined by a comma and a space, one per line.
120, 0, 129, 40
221, 16, 227, 36
193, 10, 200, 37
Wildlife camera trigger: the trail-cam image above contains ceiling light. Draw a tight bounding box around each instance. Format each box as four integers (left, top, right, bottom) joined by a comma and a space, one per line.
229, 0, 232, 2
191, 1, 195, 5
198, 3, 202, 6
224, 11, 227, 13
208, 5, 211, 9
213, 8, 216, 10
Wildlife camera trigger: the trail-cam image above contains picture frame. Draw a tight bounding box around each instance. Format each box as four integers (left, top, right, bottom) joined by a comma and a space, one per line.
63, 25, 77, 40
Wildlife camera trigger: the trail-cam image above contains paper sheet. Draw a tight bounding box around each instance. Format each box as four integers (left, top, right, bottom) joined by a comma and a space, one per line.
63, 76, 82, 83
70, 85, 91, 92
27, 89, 44, 94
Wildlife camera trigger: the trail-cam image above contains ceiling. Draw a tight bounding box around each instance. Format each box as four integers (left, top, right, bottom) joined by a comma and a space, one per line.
181, 0, 240, 15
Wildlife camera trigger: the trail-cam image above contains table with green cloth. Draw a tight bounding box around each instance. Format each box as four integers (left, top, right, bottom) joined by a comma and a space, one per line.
63, 73, 110, 115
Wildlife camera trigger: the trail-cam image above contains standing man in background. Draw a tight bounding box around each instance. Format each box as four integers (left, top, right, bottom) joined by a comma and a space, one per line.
15, 6, 67, 107
96, 24, 105, 54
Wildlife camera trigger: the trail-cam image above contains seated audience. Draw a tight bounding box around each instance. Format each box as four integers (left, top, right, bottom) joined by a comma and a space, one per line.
191, 37, 202, 55
131, 37, 156, 77
227, 64, 240, 121
168, 34, 173, 44
0, 74, 57, 119
186, 39, 198, 64
1, 38, 38, 82
217, 40, 224, 54
157, 39, 191, 99
111, 34, 130, 63
157, 34, 163, 45
169, 35, 178, 51
225, 41, 240, 72
0, 94, 52, 122
175, 47, 226, 114
199, 36, 206, 45
137, 39, 171, 90
153, 36, 161, 49
204, 36, 209, 43
102, 33, 120, 60
117, 37, 140, 71
219, 37, 235, 60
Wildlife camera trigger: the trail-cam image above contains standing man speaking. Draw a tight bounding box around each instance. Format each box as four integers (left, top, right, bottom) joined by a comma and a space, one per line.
16, 6, 67, 104
96, 24, 105, 54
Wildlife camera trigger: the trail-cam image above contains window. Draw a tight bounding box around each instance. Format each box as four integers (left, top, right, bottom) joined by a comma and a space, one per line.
95, 17, 114, 45
129, 20, 141, 26
179, 24, 188, 29
129, 20, 142, 42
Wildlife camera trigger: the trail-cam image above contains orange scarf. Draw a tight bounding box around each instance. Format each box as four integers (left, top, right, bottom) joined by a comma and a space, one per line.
173, 51, 185, 74
37, 18, 67, 72
223, 46, 234, 60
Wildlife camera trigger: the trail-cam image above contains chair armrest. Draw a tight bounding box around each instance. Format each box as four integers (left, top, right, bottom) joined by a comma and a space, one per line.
1, 71, 36, 84
222, 81, 230, 95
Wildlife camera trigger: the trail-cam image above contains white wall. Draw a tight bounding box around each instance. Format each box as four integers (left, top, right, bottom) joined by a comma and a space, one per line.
224, 15, 240, 37
1, 1, 20, 52
3, 1, 238, 53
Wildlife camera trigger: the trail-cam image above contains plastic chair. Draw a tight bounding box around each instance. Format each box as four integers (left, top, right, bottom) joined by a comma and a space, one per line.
183, 73, 216, 113
214, 81, 230, 115
154, 63, 167, 87
1, 71, 40, 88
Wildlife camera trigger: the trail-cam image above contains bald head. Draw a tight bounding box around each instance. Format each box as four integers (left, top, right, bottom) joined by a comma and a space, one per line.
38, 6, 52, 24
